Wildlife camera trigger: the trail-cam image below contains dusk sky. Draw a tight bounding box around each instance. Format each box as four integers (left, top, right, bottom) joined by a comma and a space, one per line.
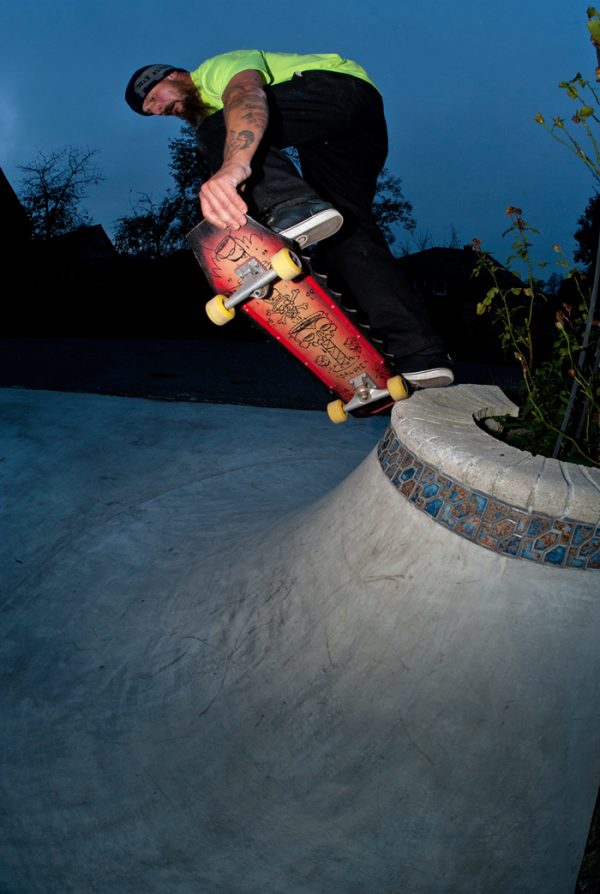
2, 0, 597, 269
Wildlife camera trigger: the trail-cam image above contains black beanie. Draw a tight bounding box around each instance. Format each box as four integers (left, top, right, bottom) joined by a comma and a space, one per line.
125, 64, 185, 115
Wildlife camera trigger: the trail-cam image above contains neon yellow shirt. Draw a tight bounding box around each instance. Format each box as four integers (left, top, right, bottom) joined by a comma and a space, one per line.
190, 49, 378, 116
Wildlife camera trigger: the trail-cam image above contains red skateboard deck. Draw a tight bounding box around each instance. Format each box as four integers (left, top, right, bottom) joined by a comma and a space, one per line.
187, 216, 405, 417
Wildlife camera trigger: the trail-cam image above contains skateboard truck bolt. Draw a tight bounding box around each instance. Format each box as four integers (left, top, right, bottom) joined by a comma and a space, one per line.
341, 373, 391, 412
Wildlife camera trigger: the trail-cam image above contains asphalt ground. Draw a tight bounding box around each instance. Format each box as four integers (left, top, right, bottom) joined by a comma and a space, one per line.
0, 336, 523, 409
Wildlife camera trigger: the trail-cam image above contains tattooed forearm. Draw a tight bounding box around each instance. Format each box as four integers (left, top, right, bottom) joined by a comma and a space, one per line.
241, 103, 267, 123
224, 130, 256, 158
221, 77, 269, 168
227, 92, 266, 111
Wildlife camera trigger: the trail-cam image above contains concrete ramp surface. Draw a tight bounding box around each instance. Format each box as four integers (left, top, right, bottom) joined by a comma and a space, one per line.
1, 388, 598, 893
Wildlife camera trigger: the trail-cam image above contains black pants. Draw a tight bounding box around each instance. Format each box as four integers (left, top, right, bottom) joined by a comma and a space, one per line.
196, 70, 442, 359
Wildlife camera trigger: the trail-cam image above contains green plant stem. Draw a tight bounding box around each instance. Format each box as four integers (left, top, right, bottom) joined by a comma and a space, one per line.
583, 118, 600, 168
574, 334, 600, 446
492, 249, 597, 463
543, 125, 600, 180
552, 223, 600, 458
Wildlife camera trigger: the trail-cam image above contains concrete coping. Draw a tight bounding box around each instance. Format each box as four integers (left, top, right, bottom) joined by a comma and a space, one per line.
389, 383, 600, 524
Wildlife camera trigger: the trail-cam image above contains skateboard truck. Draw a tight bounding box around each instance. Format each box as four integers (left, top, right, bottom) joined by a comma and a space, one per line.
347, 373, 391, 410
326, 372, 408, 423
233, 259, 272, 300
205, 248, 302, 325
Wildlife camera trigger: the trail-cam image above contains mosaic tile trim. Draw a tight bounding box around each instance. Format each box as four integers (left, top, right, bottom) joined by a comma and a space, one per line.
377, 427, 600, 570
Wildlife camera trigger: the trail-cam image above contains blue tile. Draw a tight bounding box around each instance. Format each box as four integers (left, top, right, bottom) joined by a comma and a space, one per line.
498, 536, 521, 556
376, 427, 598, 572
581, 537, 600, 558
461, 519, 478, 537
425, 499, 443, 517
474, 494, 488, 513
528, 517, 550, 536
573, 524, 593, 546
544, 546, 566, 565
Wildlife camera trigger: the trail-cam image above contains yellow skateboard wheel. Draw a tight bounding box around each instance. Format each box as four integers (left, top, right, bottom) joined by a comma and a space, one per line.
386, 375, 409, 401
206, 294, 235, 326
326, 399, 349, 424
271, 247, 302, 281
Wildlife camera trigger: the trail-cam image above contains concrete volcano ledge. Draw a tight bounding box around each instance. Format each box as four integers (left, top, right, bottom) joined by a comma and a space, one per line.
1, 386, 599, 893
391, 383, 600, 522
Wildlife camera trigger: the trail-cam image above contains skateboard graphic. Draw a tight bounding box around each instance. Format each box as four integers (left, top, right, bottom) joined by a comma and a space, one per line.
186, 216, 408, 422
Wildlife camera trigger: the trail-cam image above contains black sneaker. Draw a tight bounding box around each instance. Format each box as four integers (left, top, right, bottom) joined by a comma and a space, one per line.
399, 351, 454, 389
264, 199, 343, 248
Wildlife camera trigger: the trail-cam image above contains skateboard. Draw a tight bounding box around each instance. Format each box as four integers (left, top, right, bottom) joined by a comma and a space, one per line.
186, 216, 408, 422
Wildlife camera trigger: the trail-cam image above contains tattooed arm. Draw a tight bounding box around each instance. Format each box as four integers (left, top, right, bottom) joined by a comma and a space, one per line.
199, 69, 269, 229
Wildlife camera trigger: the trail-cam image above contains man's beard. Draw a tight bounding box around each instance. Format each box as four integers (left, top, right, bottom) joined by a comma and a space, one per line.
169, 82, 205, 128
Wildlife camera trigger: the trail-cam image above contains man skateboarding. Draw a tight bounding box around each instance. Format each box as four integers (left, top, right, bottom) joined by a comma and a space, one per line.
125, 50, 453, 388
